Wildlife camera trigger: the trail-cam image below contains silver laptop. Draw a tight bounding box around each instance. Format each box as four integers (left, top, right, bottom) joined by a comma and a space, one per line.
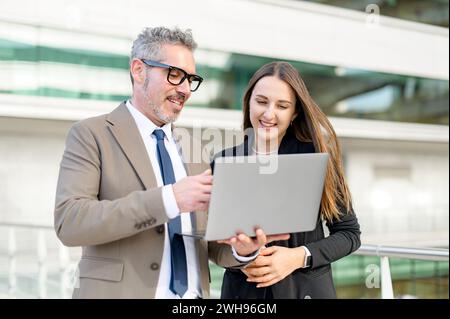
183, 153, 328, 241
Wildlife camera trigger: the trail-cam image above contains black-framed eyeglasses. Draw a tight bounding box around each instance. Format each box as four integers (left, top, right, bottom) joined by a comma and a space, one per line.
141, 59, 203, 92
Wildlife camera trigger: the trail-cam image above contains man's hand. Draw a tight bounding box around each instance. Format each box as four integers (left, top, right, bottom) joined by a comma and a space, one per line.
173, 169, 212, 212
217, 228, 290, 257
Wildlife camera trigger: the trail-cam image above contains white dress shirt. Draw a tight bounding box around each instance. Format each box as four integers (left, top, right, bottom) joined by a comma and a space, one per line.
126, 100, 201, 299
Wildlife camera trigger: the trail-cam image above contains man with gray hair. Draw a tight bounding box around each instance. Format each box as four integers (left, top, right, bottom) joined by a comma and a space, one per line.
54, 26, 273, 299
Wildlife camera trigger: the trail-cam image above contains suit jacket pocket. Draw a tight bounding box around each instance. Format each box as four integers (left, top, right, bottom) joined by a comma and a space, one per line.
78, 256, 124, 282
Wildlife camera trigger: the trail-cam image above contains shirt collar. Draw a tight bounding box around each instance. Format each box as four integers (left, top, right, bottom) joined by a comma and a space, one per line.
126, 100, 173, 141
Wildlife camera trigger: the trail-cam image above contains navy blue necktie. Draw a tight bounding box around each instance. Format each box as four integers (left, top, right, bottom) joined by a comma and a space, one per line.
152, 129, 188, 297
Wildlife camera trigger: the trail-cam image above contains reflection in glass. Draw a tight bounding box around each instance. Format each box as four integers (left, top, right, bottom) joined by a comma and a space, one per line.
197, 53, 449, 125
301, 0, 449, 28
1, 39, 448, 125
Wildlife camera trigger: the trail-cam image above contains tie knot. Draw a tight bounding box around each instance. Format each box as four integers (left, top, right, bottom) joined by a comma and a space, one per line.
153, 129, 165, 141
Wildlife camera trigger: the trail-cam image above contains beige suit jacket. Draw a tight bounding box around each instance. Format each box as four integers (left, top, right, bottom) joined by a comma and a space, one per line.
54, 103, 242, 298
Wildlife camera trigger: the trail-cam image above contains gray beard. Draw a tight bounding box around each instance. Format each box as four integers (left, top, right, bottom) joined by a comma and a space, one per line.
150, 101, 178, 124
142, 78, 178, 124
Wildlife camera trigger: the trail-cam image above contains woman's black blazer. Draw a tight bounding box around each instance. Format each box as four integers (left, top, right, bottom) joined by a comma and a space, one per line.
211, 132, 361, 299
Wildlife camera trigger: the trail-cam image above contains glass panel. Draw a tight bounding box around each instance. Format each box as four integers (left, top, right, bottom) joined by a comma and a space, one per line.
1, 39, 448, 125
332, 255, 449, 298
299, 0, 449, 28
209, 255, 449, 299
196, 52, 449, 125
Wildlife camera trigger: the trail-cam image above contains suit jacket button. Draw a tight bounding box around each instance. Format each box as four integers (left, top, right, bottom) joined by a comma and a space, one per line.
150, 263, 159, 270
156, 225, 164, 234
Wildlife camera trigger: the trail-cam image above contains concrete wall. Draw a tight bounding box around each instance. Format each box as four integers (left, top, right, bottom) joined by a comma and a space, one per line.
0, 117, 72, 225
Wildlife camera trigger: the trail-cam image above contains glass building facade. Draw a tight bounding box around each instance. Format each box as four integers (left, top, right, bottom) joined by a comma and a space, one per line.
303, 0, 449, 27
1, 38, 448, 125
0, 0, 448, 299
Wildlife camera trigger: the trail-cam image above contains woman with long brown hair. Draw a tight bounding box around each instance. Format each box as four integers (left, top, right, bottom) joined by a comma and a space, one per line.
214, 61, 361, 299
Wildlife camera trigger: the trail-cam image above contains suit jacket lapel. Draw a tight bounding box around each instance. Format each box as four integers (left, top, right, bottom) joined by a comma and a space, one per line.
184, 161, 211, 232
172, 124, 191, 174
106, 102, 158, 190
107, 109, 208, 230
172, 127, 210, 231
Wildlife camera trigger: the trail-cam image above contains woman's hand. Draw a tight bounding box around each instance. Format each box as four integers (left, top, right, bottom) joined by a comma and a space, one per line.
217, 229, 290, 257
242, 246, 306, 288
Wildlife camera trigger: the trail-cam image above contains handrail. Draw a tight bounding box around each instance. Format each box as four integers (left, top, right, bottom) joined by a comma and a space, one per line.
0, 221, 77, 299
0, 222, 448, 299
355, 244, 448, 299
356, 244, 449, 261
0, 222, 53, 229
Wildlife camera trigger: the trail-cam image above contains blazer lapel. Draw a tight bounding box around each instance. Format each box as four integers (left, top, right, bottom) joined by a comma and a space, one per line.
172, 125, 211, 231
106, 102, 158, 190
172, 124, 190, 174
184, 162, 210, 232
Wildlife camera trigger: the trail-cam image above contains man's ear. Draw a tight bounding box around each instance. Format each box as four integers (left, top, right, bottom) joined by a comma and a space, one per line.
130, 59, 145, 85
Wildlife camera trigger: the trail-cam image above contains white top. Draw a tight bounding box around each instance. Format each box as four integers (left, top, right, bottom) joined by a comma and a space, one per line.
126, 100, 201, 299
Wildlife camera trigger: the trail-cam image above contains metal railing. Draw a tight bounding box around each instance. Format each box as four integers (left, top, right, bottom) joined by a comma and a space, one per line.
0, 221, 448, 299
0, 222, 78, 299
354, 244, 449, 299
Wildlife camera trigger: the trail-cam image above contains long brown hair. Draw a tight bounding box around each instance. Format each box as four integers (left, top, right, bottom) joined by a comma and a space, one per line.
243, 61, 352, 222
